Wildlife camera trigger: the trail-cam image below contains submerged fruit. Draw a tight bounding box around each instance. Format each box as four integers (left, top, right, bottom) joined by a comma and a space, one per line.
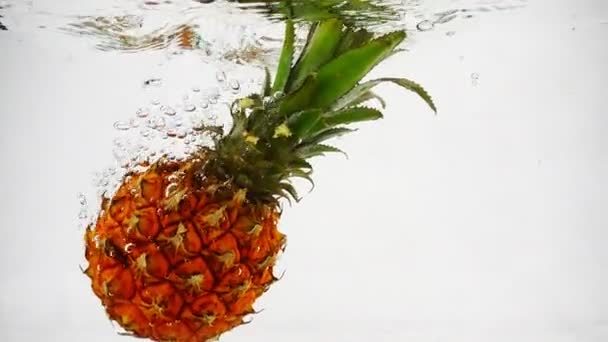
85, 17, 435, 342
85, 157, 285, 341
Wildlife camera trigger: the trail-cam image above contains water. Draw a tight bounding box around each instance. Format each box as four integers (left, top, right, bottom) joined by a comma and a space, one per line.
1, 0, 607, 341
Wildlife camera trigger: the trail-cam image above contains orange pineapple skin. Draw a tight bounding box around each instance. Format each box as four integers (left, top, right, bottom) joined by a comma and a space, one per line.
84, 157, 286, 342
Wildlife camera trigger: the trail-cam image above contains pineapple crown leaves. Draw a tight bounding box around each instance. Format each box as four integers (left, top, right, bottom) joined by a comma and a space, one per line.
209, 18, 436, 204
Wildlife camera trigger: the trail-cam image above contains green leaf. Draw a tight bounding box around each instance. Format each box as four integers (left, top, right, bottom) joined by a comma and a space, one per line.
303, 127, 356, 145
288, 168, 315, 190
286, 109, 323, 138
332, 77, 437, 113
272, 19, 295, 94
288, 18, 344, 92
289, 158, 313, 170
335, 27, 374, 56
262, 66, 272, 96
341, 90, 386, 109
297, 144, 347, 159
278, 74, 319, 115
279, 182, 301, 202
229, 107, 247, 136
309, 31, 406, 109
324, 107, 383, 127
247, 107, 266, 132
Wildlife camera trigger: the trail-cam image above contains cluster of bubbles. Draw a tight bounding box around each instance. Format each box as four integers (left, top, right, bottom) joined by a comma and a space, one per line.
77, 67, 263, 225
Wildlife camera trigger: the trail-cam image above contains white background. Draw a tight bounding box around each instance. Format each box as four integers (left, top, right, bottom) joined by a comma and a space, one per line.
1, 0, 607, 341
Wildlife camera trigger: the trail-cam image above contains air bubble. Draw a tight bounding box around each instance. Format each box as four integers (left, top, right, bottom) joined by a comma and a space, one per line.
229, 79, 240, 91
177, 130, 188, 139
77, 193, 87, 205
192, 122, 204, 131
78, 208, 88, 219
144, 78, 162, 87
163, 106, 177, 116
113, 121, 131, 131
146, 118, 157, 129
156, 117, 166, 128
416, 20, 434, 31
216, 71, 226, 82
140, 128, 151, 137
471, 73, 480, 86
184, 104, 196, 112
166, 129, 178, 138
192, 87, 201, 92
136, 108, 150, 118
435, 14, 457, 25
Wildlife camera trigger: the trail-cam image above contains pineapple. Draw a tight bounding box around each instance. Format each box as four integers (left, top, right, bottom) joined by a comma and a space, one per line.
84, 18, 436, 342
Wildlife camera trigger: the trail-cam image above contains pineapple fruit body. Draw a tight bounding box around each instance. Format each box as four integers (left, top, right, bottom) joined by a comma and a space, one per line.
85, 158, 285, 341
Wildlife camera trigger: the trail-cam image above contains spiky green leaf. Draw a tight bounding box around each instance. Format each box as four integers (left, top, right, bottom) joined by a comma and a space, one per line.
289, 158, 313, 170
279, 74, 319, 115
286, 109, 323, 138
262, 66, 272, 96
324, 106, 383, 127
340, 90, 386, 109
302, 127, 356, 145
279, 182, 301, 202
288, 18, 344, 91
309, 31, 406, 109
332, 77, 436, 112
272, 19, 295, 94
288, 168, 315, 190
229, 108, 247, 136
297, 144, 346, 159
335, 27, 374, 56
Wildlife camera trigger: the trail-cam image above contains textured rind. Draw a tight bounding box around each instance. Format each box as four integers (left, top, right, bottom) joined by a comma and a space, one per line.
84, 157, 285, 342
